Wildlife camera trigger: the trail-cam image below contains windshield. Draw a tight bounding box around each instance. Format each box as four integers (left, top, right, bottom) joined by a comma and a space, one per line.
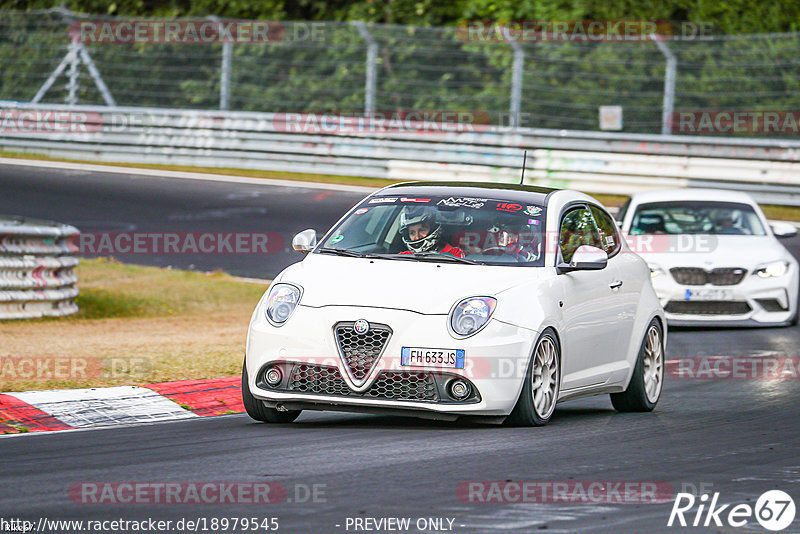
629, 201, 766, 236
318, 195, 546, 266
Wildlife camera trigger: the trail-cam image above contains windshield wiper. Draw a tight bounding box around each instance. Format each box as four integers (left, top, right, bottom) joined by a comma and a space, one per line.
317, 247, 370, 258
410, 252, 479, 265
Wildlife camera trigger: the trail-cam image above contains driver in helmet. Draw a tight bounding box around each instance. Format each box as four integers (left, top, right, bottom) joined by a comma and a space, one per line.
487, 221, 538, 261
399, 206, 464, 257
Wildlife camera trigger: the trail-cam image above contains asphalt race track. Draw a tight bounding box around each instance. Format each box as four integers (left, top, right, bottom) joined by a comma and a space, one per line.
2, 162, 800, 533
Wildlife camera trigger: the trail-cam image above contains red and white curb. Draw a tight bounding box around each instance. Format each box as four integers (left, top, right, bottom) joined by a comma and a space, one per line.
0, 377, 242, 435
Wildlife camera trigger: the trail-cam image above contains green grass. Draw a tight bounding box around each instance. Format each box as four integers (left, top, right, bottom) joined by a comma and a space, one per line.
0, 258, 267, 391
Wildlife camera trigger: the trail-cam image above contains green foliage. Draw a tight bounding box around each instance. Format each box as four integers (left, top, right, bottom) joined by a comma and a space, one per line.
2, 2, 800, 135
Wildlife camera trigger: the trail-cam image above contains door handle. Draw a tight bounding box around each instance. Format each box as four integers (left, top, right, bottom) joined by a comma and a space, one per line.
609, 280, 623, 289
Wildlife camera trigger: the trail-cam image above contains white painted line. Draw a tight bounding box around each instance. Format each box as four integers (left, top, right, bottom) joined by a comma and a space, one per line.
0, 157, 377, 194
11, 386, 198, 428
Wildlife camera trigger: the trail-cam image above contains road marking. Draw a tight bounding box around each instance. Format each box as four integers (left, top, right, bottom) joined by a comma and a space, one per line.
0, 157, 377, 193
11, 386, 198, 428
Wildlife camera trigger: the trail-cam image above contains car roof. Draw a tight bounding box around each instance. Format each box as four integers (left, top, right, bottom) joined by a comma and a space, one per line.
629, 188, 757, 206
378, 181, 558, 205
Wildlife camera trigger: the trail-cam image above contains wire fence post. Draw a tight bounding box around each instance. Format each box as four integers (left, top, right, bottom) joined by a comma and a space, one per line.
66, 40, 80, 106
207, 16, 232, 111
652, 36, 677, 135
352, 21, 377, 114
508, 37, 525, 129
220, 41, 232, 110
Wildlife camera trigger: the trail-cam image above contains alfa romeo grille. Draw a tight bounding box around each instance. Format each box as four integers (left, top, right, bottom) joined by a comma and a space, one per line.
670, 267, 746, 286
287, 364, 438, 402
366, 372, 437, 401
665, 300, 752, 315
334, 322, 392, 383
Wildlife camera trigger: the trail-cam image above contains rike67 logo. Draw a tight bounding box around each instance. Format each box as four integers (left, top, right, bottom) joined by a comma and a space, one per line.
668, 490, 796, 531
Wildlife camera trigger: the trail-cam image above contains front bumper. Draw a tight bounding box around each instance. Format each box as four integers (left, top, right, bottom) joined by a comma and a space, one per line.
651, 269, 798, 326
246, 304, 539, 417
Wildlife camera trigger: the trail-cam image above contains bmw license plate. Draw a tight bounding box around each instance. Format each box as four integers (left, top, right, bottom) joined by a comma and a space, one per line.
684, 288, 734, 301
401, 347, 465, 369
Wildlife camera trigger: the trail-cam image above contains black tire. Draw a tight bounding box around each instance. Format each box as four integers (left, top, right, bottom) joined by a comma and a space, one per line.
611, 319, 664, 412
506, 330, 561, 427
241, 362, 301, 423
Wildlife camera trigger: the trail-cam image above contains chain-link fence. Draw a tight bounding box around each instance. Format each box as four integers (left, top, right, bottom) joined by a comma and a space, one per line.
2, 9, 800, 135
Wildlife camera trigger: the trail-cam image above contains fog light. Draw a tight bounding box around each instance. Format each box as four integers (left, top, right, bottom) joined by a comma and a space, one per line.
265, 367, 283, 387
448, 379, 470, 400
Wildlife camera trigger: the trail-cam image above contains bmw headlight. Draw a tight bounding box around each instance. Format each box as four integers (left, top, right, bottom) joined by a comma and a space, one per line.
264, 283, 302, 326
649, 264, 665, 279
449, 297, 497, 337
754, 261, 789, 278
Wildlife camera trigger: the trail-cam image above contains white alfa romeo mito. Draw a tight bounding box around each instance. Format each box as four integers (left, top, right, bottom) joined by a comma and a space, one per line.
618, 189, 799, 327
243, 182, 666, 426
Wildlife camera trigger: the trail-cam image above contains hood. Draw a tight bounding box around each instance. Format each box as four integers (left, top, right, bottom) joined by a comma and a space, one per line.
279, 253, 543, 314
635, 235, 794, 270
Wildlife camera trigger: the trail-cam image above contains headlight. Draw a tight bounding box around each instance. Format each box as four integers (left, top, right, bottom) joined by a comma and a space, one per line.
449, 297, 497, 337
754, 261, 789, 278
264, 283, 302, 326
649, 265, 665, 279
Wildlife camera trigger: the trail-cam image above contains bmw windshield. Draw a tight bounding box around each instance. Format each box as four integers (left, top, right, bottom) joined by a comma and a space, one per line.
317, 195, 546, 266
630, 201, 767, 236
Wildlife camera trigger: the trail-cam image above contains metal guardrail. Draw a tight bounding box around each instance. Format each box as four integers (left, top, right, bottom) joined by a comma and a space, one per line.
2, 103, 800, 205
0, 216, 79, 320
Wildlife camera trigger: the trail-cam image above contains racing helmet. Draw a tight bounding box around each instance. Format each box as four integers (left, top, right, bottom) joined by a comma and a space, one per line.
399, 206, 442, 253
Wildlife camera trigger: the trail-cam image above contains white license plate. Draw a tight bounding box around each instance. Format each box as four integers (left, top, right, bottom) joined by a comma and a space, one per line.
684, 288, 734, 301
401, 347, 465, 369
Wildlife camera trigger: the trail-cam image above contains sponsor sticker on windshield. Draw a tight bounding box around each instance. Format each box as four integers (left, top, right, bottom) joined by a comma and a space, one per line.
496, 202, 523, 212
525, 206, 542, 216
438, 197, 487, 209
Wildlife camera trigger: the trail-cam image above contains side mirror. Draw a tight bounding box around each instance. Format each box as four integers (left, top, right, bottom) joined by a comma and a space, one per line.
557, 245, 608, 274
292, 229, 317, 253
770, 221, 798, 239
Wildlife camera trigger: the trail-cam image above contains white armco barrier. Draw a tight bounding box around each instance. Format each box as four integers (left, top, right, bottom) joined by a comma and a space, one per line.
2, 103, 800, 205
0, 216, 79, 320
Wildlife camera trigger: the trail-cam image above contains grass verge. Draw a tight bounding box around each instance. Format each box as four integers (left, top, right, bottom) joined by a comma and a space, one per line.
0, 258, 267, 392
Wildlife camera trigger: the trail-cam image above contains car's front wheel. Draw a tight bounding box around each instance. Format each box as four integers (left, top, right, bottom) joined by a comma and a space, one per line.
506, 330, 561, 427
242, 362, 301, 423
610, 319, 664, 412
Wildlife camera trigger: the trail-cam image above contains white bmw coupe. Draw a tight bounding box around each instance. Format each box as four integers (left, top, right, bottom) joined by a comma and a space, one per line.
618, 189, 799, 327
243, 182, 665, 426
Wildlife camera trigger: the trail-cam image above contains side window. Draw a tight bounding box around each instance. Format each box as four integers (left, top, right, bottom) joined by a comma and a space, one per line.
559, 206, 603, 263
590, 205, 622, 257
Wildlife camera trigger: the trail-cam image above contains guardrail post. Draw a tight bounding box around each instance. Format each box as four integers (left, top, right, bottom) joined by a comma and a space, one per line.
652, 36, 677, 135
352, 21, 377, 115
508, 37, 525, 129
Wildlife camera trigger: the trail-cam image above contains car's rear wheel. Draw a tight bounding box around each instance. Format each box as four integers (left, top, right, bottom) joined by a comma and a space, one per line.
506, 330, 561, 427
242, 361, 301, 423
610, 319, 664, 412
